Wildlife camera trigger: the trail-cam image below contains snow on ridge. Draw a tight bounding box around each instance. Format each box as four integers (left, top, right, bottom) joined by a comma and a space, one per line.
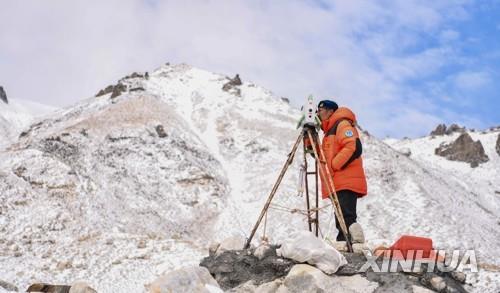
0, 63, 498, 291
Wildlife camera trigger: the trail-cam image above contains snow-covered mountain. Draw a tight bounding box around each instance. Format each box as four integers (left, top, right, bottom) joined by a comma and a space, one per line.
0, 96, 56, 148
0, 63, 498, 292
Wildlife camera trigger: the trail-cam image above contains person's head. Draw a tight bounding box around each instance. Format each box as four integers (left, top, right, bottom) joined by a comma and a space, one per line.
317, 100, 338, 121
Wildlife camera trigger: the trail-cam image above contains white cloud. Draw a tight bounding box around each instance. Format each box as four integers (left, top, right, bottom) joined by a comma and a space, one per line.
0, 0, 481, 137
453, 71, 491, 90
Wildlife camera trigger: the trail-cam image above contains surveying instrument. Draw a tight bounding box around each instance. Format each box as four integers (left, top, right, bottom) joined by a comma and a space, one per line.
243, 95, 353, 252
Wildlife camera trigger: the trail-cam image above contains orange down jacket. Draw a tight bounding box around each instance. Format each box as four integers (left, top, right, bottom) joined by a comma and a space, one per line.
320, 107, 367, 198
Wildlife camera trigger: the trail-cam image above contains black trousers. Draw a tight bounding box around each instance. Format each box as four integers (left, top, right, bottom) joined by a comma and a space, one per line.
334, 190, 358, 241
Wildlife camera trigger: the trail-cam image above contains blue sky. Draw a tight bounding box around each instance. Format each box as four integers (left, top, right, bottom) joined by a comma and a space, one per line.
0, 0, 499, 138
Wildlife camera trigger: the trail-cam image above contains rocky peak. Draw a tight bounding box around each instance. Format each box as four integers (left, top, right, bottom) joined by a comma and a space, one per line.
430, 123, 466, 136
0, 86, 8, 104
435, 132, 489, 167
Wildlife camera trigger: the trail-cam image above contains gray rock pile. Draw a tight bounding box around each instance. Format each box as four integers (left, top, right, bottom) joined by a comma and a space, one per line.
435, 133, 489, 167
199, 247, 468, 292
200, 246, 297, 290
0, 86, 8, 104
430, 124, 466, 136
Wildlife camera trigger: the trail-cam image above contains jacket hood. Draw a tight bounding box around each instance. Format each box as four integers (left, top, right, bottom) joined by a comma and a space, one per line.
321, 107, 357, 133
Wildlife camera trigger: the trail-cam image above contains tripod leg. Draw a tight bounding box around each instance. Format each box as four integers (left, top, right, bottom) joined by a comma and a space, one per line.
305, 129, 353, 252
244, 132, 304, 249
315, 160, 319, 237
304, 145, 312, 232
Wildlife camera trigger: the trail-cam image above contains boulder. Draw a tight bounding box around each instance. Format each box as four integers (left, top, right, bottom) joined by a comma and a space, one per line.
0, 86, 7, 104
69, 282, 97, 293
435, 133, 489, 167
276, 230, 347, 274
148, 266, 222, 293
277, 264, 378, 293
216, 236, 246, 255
429, 276, 446, 291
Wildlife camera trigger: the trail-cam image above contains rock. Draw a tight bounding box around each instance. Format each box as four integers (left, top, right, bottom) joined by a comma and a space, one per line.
496, 134, 500, 157
349, 223, 365, 243
255, 279, 282, 293
200, 246, 296, 290
279, 264, 378, 293
253, 244, 272, 260
0, 86, 8, 104
110, 83, 127, 99
451, 271, 466, 284
69, 282, 97, 293
430, 276, 446, 291
332, 241, 348, 252
222, 74, 243, 97
0, 279, 18, 291
56, 260, 73, 270
281, 97, 290, 104
279, 264, 332, 293
155, 125, 167, 138
435, 133, 489, 167
209, 242, 220, 256
352, 243, 369, 254
412, 285, 435, 293
445, 124, 466, 135
226, 280, 256, 293
148, 266, 221, 293
27, 283, 71, 292
430, 124, 447, 136
216, 236, 246, 255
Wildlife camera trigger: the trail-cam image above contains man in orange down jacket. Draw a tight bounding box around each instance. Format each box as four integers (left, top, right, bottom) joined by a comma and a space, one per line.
316, 100, 367, 242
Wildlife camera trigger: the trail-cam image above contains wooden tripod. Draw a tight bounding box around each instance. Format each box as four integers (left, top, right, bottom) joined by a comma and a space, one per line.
243, 126, 353, 252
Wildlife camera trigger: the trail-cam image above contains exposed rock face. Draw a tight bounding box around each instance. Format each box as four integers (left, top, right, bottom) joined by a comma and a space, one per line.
222, 74, 242, 96
0, 86, 7, 104
496, 133, 500, 157
200, 246, 297, 290
430, 123, 466, 136
95, 82, 127, 98
435, 133, 489, 167
430, 124, 446, 136
148, 266, 221, 293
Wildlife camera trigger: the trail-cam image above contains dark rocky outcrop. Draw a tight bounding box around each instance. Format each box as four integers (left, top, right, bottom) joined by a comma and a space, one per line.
430, 124, 466, 136
496, 133, 500, 157
435, 133, 489, 167
201, 248, 468, 292
95, 83, 127, 98
0, 86, 8, 104
200, 246, 297, 290
281, 97, 290, 104
155, 125, 167, 138
430, 124, 446, 136
222, 74, 242, 97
